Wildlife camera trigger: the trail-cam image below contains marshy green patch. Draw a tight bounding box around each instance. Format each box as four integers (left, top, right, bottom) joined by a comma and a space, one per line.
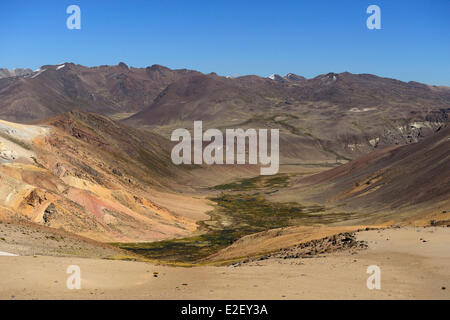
113, 193, 328, 263
211, 173, 290, 191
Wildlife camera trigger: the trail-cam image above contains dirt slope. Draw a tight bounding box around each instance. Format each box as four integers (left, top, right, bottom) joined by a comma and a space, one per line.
278, 126, 450, 224
0, 112, 212, 242
0, 227, 448, 299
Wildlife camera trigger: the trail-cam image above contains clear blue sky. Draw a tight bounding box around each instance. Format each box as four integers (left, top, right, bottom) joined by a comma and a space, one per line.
1, 0, 449, 85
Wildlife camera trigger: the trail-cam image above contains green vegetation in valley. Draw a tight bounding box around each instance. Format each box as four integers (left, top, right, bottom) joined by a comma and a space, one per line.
113, 193, 327, 263
112, 170, 358, 263
211, 173, 290, 191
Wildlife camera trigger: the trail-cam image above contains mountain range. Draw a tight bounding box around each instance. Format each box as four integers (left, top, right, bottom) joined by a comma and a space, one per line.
1, 62, 448, 164
0, 62, 449, 261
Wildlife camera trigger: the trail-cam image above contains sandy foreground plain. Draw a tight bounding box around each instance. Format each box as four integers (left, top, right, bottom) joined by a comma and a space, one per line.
0, 226, 448, 300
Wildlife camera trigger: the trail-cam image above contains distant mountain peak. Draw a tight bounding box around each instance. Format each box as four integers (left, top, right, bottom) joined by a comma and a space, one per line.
147, 64, 170, 72
268, 73, 306, 82
320, 72, 338, 84
118, 62, 129, 69
284, 73, 306, 82
268, 74, 285, 82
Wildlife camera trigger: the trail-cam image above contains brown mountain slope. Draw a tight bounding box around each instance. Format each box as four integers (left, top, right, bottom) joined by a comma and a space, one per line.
0, 63, 200, 123
206, 128, 450, 262
38, 110, 182, 185
280, 126, 450, 222
125, 71, 449, 162
127, 71, 450, 128
0, 111, 211, 242
126, 73, 291, 126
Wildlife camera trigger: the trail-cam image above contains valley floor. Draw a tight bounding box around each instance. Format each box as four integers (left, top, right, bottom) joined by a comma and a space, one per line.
0, 226, 448, 300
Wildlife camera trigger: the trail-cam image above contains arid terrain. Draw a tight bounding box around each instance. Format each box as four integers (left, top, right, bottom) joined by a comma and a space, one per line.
0, 63, 449, 300
0, 226, 448, 299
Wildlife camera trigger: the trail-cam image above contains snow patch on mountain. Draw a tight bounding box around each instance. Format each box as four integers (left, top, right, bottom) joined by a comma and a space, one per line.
31, 68, 46, 78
